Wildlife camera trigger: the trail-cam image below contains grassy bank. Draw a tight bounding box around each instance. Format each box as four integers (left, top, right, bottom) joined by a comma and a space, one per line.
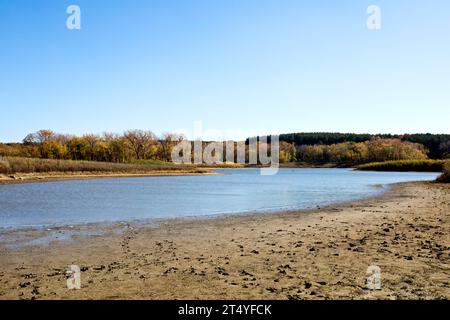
437, 162, 450, 183
0, 157, 205, 175
357, 160, 445, 172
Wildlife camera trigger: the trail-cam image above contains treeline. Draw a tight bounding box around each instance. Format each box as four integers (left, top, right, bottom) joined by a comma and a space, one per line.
0, 130, 186, 163
279, 139, 429, 164
1, 130, 449, 166
278, 133, 450, 159
0, 130, 273, 164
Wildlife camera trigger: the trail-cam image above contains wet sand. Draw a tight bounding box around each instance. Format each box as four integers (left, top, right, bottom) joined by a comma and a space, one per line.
0, 181, 449, 300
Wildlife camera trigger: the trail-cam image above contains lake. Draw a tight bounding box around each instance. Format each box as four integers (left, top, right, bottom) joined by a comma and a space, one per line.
0, 168, 440, 229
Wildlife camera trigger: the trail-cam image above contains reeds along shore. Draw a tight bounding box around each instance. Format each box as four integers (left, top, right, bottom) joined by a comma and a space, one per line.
0, 156, 204, 175
437, 162, 450, 182
357, 160, 446, 172
357, 160, 450, 183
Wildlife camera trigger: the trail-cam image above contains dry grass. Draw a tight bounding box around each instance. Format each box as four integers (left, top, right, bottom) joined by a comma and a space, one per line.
357, 160, 444, 172
0, 157, 205, 175
437, 161, 450, 183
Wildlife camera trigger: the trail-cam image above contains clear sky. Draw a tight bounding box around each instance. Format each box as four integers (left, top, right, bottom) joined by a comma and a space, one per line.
1, 0, 449, 142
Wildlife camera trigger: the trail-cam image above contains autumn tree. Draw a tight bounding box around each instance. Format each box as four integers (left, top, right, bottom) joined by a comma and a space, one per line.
67, 137, 89, 161
41, 141, 67, 159
93, 140, 110, 162
23, 130, 62, 158
23, 129, 55, 145
123, 130, 158, 160
439, 141, 450, 159
296, 145, 327, 163
158, 132, 186, 162
279, 142, 297, 163
82, 134, 99, 161
327, 142, 368, 164
103, 133, 128, 163
366, 138, 427, 162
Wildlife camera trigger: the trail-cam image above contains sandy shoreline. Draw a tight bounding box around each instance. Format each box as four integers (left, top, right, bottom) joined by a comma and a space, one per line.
0, 170, 215, 185
0, 181, 449, 300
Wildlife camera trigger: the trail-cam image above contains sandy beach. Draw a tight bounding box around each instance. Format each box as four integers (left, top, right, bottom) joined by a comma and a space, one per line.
0, 181, 448, 300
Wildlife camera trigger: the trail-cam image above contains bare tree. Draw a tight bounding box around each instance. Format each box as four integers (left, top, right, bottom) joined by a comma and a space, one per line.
124, 130, 157, 160
81, 134, 99, 161
159, 132, 186, 162
102, 133, 127, 163
23, 129, 55, 145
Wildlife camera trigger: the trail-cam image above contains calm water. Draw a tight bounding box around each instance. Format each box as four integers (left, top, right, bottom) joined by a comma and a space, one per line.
0, 169, 439, 229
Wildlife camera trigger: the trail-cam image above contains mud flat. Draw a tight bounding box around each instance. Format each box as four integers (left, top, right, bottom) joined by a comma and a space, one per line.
0, 181, 449, 300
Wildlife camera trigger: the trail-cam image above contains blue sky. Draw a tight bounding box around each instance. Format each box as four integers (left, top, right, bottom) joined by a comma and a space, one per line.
0, 0, 449, 142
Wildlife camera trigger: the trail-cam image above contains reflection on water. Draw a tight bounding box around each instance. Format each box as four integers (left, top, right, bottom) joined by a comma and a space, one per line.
0, 168, 439, 229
